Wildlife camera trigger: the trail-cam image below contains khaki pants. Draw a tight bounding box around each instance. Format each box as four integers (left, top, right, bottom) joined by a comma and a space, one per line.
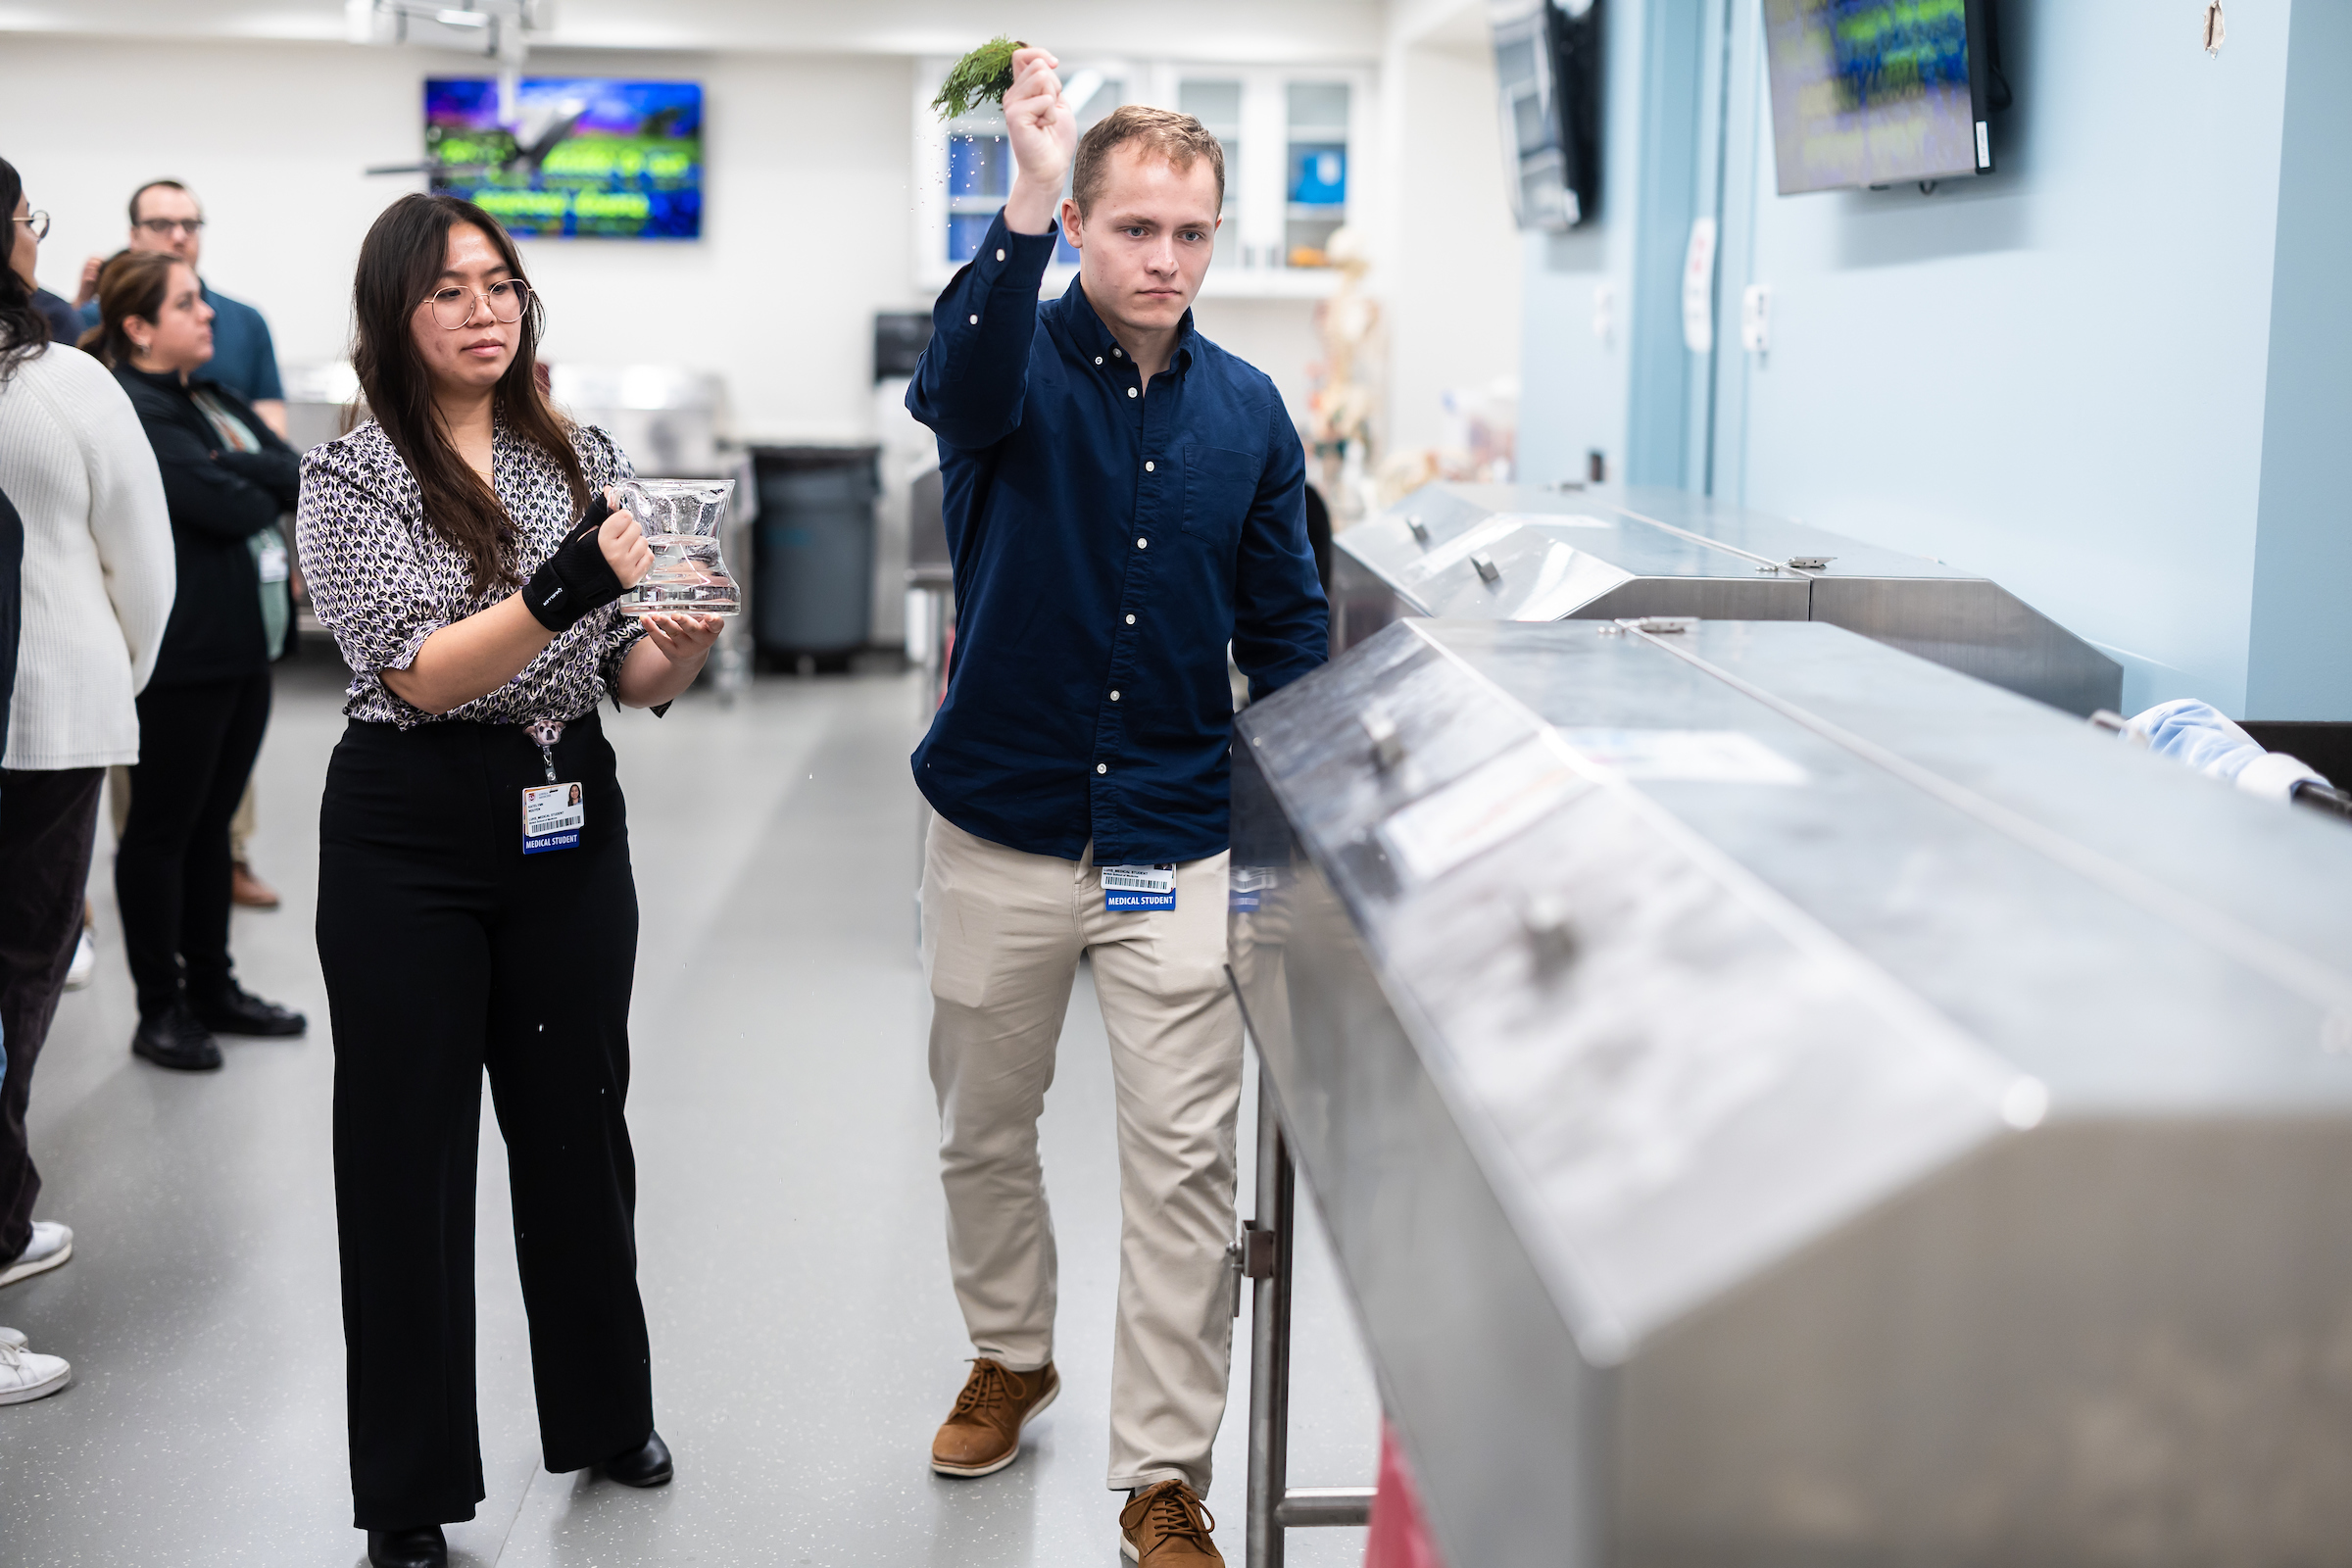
922, 812, 1243, 1495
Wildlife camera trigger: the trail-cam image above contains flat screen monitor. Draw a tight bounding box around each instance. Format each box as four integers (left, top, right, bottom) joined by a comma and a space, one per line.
1491, 0, 1603, 230
425, 77, 703, 240
1763, 0, 1998, 195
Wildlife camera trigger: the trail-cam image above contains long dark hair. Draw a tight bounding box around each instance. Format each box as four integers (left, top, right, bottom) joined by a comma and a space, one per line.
0, 156, 52, 383
350, 193, 585, 594
77, 250, 179, 369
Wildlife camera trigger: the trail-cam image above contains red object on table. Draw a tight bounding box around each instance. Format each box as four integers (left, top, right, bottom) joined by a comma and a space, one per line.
1363, 1420, 1447, 1568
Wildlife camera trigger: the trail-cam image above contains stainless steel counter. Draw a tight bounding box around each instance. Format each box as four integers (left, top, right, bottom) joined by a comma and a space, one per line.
1332, 485, 2122, 714
1230, 617, 2352, 1567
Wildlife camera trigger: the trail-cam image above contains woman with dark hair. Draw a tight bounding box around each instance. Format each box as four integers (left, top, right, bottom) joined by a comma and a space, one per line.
85, 247, 309, 1070
0, 156, 172, 1329
296, 193, 719, 1568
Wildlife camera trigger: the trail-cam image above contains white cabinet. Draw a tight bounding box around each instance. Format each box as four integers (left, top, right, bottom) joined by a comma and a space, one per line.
911, 59, 1375, 299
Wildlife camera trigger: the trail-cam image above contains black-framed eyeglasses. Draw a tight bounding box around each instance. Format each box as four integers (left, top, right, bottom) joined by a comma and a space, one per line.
11, 211, 48, 242
133, 218, 205, 237
419, 279, 531, 331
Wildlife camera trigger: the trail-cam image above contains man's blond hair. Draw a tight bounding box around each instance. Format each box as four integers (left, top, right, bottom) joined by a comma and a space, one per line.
1072, 105, 1225, 216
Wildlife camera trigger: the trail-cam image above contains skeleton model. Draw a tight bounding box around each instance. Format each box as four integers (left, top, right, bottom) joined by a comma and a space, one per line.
1305, 225, 1380, 521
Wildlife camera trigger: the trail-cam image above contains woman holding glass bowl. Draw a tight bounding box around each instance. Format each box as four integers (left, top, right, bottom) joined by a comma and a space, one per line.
295, 193, 720, 1568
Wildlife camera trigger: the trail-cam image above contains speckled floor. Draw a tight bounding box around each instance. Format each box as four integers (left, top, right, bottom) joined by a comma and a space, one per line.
0, 656, 1377, 1567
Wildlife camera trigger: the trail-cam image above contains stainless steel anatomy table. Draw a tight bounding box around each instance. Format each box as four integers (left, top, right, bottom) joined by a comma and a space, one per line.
1331, 485, 2123, 715
1229, 617, 2352, 1567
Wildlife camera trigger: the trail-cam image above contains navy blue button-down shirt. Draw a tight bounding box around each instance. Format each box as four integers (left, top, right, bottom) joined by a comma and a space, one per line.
907, 209, 1328, 865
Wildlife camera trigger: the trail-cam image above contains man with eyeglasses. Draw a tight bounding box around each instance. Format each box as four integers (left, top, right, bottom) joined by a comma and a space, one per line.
75, 180, 284, 438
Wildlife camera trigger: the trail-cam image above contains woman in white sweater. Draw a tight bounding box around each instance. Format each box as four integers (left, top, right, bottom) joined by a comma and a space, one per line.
0, 155, 173, 1313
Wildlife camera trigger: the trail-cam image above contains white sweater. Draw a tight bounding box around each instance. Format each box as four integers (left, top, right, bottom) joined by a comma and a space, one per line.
0, 345, 174, 770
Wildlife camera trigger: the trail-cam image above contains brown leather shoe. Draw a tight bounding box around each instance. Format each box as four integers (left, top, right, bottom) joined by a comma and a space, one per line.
1121, 1480, 1222, 1563
930, 1358, 1058, 1477
230, 862, 281, 909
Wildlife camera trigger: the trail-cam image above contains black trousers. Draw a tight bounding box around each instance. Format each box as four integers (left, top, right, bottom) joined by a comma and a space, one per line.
0, 766, 103, 1258
116, 672, 272, 1017
317, 713, 653, 1530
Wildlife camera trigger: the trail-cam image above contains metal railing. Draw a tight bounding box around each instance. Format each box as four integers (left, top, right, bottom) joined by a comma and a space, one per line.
1243, 1069, 1375, 1566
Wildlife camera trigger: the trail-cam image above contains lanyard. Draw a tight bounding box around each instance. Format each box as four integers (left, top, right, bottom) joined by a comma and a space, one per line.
524, 718, 565, 784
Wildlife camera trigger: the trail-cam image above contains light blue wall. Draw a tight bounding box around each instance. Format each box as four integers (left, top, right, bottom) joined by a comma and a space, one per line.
1523, 0, 2334, 717
1516, 0, 1650, 489
2246, 0, 2352, 718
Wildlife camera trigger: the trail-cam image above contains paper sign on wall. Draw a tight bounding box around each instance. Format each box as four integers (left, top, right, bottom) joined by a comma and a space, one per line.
1682, 217, 1718, 355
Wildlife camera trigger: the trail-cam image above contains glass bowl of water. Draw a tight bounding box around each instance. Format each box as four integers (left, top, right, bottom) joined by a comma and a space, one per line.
614, 477, 739, 618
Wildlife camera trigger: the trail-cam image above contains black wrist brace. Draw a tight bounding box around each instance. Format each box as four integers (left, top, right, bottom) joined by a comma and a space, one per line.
520, 491, 626, 632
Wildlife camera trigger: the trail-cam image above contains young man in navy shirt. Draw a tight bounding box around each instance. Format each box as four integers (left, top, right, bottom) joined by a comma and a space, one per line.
907, 45, 1326, 1567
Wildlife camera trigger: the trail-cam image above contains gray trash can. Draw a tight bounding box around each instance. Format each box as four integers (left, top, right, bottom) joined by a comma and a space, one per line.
751, 445, 879, 662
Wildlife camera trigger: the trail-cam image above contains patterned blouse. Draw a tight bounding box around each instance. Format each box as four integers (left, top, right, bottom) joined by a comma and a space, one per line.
295, 418, 644, 727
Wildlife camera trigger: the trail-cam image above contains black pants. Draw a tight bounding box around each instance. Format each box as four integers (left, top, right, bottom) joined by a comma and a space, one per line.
317, 713, 652, 1530
116, 672, 271, 1017
0, 766, 102, 1258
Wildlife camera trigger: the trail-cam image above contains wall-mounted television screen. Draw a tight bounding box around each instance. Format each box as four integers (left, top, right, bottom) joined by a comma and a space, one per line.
1763, 0, 1999, 195
1491, 0, 1603, 230
425, 77, 703, 240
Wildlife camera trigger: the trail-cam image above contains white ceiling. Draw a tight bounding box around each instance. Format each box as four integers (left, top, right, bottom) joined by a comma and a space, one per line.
0, 0, 1406, 63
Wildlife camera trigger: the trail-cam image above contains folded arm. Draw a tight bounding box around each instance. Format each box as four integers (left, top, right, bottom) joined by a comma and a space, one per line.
143, 414, 286, 541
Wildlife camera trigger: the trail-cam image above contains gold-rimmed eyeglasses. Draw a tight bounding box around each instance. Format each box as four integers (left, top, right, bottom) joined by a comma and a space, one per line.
419, 279, 531, 330
11, 211, 49, 242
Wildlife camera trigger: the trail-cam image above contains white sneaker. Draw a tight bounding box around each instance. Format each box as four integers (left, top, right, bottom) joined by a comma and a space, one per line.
63, 929, 95, 992
0, 1327, 24, 1348
0, 1337, 71, 1404
0, 1222, 74, 1290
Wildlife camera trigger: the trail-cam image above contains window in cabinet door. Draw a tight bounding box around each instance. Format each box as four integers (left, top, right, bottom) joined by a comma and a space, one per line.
945, 100, 1009, 265
1177, 78, 1244, 220
1285, 80, 1350, 268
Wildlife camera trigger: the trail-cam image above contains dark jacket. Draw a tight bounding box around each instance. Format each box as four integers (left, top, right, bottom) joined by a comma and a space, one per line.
30, 289, 79, 349
115, 366, 299, 685
0, 481, 20, 759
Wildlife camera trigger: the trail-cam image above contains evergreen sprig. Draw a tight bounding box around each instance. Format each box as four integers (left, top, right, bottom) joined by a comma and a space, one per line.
931, 36, 1026, 121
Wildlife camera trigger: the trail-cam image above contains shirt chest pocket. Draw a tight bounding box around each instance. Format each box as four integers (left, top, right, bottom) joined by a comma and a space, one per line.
1179, 445, 1258, 553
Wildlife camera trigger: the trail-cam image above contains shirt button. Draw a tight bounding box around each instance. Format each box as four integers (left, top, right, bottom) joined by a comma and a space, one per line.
1127, 387, 1138, 399
1097, 762, 1108, 774
1113, 348, 1123, 358
1110, 690, 1121, 702
1125, 613, 1137, 624
968, 314, 978, 324
996, 248, 1005, 262
1095, 356, 1103, 365
1137, 537, 1149, 549
1145, 461, 1155, 472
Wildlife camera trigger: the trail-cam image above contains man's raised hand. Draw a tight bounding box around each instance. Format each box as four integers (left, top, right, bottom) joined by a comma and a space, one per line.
1003, 46, 1076, 236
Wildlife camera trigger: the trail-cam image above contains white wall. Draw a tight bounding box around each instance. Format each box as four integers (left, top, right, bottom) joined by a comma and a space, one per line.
1, 35, 916, 443
1, 14, 1503, 454
21, 0, 1388, 64
1377, 12, 1523, 457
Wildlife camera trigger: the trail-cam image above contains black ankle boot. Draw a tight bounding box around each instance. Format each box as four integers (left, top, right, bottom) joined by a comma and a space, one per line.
366, 1523, 446, 1568
601, 1429, 674, 1487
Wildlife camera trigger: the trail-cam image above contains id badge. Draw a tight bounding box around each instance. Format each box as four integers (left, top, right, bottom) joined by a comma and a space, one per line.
522, 782, 585, 855
256, 540, 291, 584
1102, 862, 1177, 911
1229, 865, 1274, 912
